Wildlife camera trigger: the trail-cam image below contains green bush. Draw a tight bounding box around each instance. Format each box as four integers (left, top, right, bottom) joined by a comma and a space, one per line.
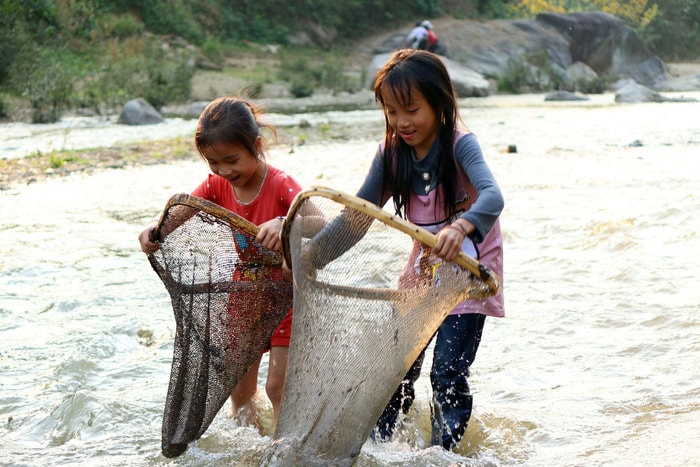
145, 60, 195, 110
201, 37, 223, 62
107, 14, 144, 39
574, 75, 610, 94
80, 52, 194, 112
497, 52, 582, 94
496, 57, 535, 93
0, 95, 9, 120
641, 0, 700, 60
289, 80, 315, 98
20, 50, 74, 123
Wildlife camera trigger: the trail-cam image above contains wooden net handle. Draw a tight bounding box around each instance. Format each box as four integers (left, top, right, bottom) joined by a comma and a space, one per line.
281, 186, 500, 295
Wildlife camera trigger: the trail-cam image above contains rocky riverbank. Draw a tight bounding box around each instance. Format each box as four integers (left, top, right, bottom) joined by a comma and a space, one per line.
3, 13, 699, 191
0, 108, 386, 191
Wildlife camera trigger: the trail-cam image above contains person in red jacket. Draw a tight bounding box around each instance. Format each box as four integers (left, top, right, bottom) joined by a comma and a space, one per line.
422, 20, 440, 53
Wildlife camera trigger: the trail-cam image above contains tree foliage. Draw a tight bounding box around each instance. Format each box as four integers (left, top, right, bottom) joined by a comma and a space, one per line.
508, 0, 657, 27
1, 0, 698, 122
508, 0, 700, 59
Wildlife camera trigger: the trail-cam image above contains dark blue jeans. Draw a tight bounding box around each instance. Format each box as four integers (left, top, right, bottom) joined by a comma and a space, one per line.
373, 313, 485, 450
430, 313, 485, 449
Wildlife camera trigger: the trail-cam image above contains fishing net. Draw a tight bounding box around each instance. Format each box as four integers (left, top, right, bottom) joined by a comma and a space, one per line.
147, 193, 293, 458
263, 186, 500, 466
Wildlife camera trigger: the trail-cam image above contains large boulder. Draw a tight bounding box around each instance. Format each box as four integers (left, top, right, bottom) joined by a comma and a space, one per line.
365, 53, 490, 98
439, 18, 571, 79
537, 12, 669, 87
118, 98, 164, 125
613, 79, 698, 103
614, 80, 664, 103
364, 13, 685, 94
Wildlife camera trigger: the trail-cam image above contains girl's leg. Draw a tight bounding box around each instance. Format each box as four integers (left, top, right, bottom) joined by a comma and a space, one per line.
265, 345, 289, 430
430, 313, 485, 450
373, 349, 426, 440
230, 356, 262, 428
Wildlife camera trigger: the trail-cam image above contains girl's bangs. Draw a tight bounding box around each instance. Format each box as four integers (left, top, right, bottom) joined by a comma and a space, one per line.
382, 67, 415, 108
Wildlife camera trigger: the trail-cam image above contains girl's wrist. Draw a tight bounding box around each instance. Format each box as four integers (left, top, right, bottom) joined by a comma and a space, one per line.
450, 221, 469, 238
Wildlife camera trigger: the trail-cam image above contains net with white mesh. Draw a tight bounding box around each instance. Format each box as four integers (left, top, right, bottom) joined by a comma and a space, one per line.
147, 193, 293, 458
262, 186, 500, 466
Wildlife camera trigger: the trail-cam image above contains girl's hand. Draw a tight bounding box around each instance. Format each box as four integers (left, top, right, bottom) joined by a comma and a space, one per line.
433, 220, 473, 261
257, 217, 284, 251
138, 225, 160, 255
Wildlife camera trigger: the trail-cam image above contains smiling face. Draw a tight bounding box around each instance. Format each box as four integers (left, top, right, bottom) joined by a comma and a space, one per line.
201, 137, 263, 191
378, 83, 439, 160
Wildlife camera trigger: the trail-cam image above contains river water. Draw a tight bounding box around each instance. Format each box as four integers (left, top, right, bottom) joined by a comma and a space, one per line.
1, 92, 699, 466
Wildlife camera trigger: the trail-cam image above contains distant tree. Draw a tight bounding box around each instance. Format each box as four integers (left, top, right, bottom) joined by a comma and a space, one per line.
640, 0, 700, 59
508, 0, 657, 28
507, 0, 700, 60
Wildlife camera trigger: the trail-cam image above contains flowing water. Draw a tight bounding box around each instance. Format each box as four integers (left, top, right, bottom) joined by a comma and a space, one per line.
1, 92, 699, 466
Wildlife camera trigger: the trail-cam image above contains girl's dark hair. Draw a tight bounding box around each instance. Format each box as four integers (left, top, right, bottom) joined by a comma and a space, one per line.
373, 49, 460, 219
195, 96, 276, 160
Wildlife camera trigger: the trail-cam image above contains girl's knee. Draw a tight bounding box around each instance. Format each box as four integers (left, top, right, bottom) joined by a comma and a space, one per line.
265, 378, 284, 406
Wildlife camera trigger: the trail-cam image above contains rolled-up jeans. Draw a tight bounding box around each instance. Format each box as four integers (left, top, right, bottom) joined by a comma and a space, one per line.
430, 312, 485, 450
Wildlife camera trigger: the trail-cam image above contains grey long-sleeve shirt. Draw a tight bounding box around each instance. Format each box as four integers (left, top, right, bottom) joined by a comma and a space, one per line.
356, 131, 504, 243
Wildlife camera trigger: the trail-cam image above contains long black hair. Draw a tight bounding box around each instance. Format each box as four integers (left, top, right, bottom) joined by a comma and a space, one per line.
373, 49, 460, 219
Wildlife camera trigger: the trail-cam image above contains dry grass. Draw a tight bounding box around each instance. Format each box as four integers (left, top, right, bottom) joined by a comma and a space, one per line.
0, 118, 384, 191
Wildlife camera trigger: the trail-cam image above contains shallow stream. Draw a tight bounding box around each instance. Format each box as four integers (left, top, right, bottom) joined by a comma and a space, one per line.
1, 92, 699, 465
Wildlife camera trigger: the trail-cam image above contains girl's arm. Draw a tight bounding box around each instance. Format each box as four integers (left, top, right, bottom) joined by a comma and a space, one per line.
356, 147, 391, 206
454, 134, 504, 243
308, 147, 388, 269
257, 171, 304, 251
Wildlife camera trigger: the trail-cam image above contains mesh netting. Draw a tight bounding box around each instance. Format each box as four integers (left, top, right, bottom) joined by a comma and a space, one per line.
264, 186, 500, 466
148, 194, 293, 458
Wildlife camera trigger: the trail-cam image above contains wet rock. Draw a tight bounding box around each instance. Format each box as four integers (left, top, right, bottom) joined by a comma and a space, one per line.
545, 91, 590, 101
118, 98, 164, 125
614, 80, 664, 103
614, 80, 699, 103
655, 73, 700, 92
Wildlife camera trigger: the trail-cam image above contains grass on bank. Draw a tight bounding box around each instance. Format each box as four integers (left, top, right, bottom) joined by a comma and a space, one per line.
0, 118, 383, 191
0, 137, 196, 191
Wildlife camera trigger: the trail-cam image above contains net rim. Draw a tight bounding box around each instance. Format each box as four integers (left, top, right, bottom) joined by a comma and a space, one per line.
280, 186, 501, 297
152, 193, 261, 241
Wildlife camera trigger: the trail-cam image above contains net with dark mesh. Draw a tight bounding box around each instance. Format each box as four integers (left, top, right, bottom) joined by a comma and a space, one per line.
147, 193, 293, 458
262, 186, 500, 466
